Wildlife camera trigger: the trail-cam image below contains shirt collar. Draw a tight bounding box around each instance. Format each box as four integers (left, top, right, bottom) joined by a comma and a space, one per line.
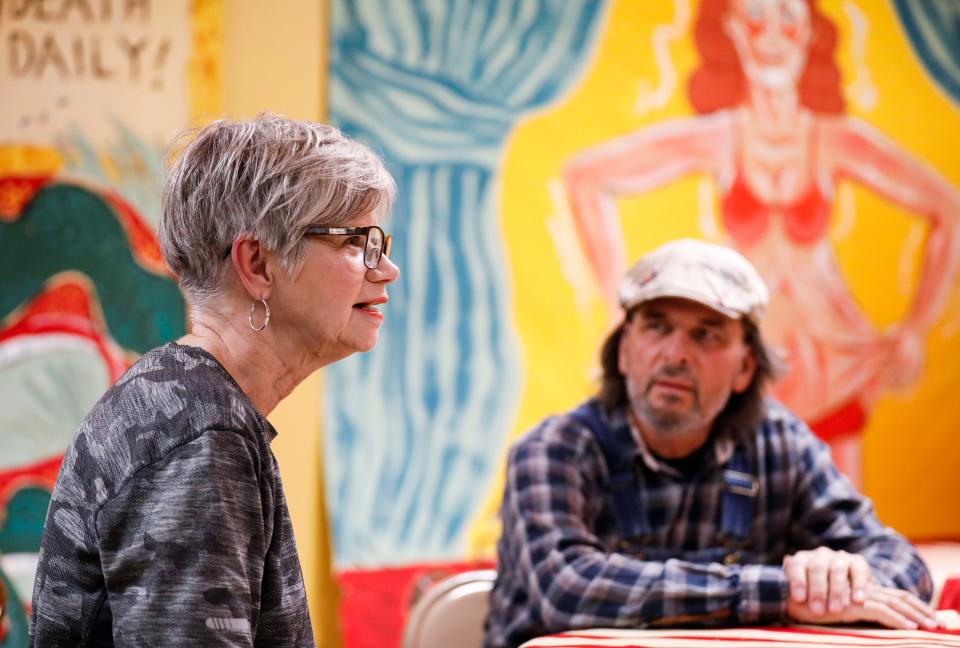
615, 404, 735, 476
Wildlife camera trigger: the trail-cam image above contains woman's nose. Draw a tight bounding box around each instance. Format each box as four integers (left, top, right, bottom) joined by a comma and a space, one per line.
369, 252, 400, 283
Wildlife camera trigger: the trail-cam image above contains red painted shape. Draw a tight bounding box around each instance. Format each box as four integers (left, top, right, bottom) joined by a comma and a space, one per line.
809, 400, 867, 443
101, 190, 168, 274
0, 176, 52, 220
0, 278, 129, 382
0, 279, 133, 504
0, 456, 61, 511
721, 174, 832, 249
336, 559, 494, 648
941, 578, 960, 612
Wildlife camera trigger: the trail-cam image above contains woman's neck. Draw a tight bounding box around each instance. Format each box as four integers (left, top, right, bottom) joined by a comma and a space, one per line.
178, 304, 317, 418
745, 83, 802, 136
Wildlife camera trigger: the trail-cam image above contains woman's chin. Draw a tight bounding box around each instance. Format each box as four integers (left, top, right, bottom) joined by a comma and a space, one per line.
356, 339, 378, 354
307, 335, 379, 366
344, 332, 380, 355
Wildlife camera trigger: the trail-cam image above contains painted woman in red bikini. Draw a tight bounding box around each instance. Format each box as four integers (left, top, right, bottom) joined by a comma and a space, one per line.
565, 0, 960, 486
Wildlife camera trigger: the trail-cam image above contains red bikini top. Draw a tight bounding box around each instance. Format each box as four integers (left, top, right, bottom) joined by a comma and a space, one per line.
721, 174, 831, 247
720, 122, 831, 248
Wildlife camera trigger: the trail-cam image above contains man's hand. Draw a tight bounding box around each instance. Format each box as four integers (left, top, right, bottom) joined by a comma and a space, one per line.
783, 548, 938, 629
783, 547, 873, 614
786, 582, 939, 629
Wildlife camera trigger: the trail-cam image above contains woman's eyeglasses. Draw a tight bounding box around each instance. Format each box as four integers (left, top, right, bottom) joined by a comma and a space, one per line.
221, 225, 392, 270
304, 225, 392, 270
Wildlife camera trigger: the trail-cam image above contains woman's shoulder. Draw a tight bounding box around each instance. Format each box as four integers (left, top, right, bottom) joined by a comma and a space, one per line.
638, 108, 734, 144
578, 110, 734, 157
57, 344, 269, 501
116, 342, 229, 385
814, 113, 884, 150
101, 344, 253, 428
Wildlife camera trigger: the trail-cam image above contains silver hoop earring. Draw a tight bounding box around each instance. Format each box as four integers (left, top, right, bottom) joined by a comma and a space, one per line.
249, 297, 270, 331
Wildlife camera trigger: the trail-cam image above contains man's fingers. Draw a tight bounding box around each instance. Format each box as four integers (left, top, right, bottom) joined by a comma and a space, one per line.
805, 554, 830, 615
859, 599, 918, 630
888, 589, 939, 629
849, 556, 871, 603
783, 555, 809, 603
787, 579, 940, 631
828, 558, 852, 613
847, 587, 939, 630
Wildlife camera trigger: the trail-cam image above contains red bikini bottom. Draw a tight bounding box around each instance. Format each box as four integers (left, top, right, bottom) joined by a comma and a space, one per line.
809, 400, 867, 442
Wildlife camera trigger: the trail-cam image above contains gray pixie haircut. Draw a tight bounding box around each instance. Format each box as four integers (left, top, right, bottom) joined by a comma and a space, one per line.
160, 113, 395, 300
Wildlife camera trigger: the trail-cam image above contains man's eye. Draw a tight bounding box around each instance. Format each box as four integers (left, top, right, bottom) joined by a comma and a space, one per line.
345, 235, 366, 248
693, 329, 720, 344
643, 321, 667, 333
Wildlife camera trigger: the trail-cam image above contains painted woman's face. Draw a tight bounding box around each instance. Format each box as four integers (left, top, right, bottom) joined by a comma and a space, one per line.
725, 0, 812, 90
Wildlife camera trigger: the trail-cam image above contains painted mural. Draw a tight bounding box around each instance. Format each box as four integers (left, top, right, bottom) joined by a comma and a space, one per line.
559, 0, 960, 490
329, 1, 960, 646
488, 0, 960, 541
0, 0, 218, 639
327, 1, 606, 644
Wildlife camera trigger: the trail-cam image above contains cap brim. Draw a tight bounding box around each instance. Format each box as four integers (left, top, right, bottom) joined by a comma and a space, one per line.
622, 285, 747, 320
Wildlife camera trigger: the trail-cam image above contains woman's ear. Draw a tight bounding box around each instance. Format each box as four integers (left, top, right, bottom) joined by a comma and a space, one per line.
230, 237, 273, 301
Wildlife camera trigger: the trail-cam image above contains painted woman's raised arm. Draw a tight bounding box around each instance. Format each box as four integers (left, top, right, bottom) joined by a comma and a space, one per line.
828, 116, 960, 333
564, 112, 731, 307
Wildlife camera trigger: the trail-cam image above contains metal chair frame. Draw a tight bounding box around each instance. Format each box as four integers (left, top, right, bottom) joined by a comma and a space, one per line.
401, 569, 497, 648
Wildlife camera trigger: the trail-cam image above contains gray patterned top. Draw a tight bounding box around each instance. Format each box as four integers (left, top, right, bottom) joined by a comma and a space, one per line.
30, 343, 314, 647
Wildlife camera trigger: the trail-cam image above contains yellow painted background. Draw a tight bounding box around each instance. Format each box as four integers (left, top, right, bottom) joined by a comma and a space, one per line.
470, 0, 960, 553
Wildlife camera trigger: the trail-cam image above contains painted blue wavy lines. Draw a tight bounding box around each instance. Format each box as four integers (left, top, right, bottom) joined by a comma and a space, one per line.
327, 0, 605, 566
892, 0, 960, 106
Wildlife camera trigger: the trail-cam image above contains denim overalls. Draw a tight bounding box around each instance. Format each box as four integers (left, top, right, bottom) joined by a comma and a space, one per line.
571, 401, 759, 566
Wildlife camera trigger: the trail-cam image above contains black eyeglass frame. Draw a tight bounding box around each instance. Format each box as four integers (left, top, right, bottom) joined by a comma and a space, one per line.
303, 225, 393, 270
221, 225, 393, 268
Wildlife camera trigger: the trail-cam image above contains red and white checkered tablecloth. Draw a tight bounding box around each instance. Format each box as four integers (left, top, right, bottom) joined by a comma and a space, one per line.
521, 615, 960, 648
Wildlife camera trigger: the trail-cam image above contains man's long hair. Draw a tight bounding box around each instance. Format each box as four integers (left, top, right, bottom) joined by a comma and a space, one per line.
598, 310, 783, 443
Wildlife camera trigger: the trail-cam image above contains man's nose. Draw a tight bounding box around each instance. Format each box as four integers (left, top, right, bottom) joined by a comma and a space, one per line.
659, 330, 692, 366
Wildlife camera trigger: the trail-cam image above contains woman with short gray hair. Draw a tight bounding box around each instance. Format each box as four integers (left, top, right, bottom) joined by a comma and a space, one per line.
30, 114, 399, 647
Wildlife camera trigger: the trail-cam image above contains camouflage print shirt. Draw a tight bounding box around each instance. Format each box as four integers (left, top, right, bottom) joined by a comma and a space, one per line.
30, 342, 315, 647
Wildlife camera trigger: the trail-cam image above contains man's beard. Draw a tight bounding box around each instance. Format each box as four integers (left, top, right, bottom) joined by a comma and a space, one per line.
628, 365, 704, 436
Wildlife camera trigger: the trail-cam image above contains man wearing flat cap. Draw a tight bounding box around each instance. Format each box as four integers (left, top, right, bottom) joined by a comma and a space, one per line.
485, 239, 936, 648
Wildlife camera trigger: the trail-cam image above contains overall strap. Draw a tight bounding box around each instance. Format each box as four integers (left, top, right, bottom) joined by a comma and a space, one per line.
570, 402, 650, 541
719, 444, 758, 544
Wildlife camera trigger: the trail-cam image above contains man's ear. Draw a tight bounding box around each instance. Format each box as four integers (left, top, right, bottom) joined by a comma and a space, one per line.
618, 323, 631, 376
229, 237, 273, 300
732, 346, 757, 394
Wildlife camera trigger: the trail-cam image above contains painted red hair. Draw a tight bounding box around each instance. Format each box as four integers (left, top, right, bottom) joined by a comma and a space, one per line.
688, 0, 845, 114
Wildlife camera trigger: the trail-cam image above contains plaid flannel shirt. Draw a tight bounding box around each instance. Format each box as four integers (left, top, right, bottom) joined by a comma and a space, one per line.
484, 399, 932, 648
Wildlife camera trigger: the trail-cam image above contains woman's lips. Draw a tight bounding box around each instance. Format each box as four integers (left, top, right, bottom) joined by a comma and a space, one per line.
353, 297, 387, 320
357, 306, 383, 320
